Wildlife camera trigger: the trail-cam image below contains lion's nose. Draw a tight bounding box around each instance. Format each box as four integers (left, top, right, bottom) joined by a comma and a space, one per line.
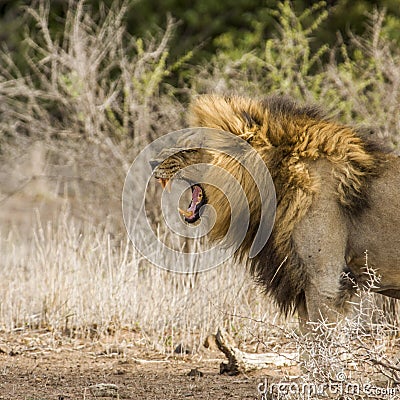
149, 160, 159, 170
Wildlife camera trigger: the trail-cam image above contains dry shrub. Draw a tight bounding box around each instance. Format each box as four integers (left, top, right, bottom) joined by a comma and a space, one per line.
267, 268, 400, 398
195, 4, 400, 149
0, 0, 186, 226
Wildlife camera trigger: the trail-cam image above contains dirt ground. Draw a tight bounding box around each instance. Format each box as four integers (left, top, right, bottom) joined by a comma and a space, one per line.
0, 330, 297, 400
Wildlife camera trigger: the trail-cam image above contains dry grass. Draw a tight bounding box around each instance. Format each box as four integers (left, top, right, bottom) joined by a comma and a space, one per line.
0, 210, 290, 353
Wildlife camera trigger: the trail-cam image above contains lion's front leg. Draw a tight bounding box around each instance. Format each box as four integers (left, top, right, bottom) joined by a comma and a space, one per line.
303, 280, 346, 324
293, 189, 354, 327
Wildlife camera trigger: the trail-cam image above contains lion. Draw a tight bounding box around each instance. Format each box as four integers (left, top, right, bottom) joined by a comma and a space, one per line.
151, 94, 400, 329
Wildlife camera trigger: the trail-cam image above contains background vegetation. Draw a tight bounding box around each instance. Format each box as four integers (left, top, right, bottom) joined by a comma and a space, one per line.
0, 0, 399, 384
2, 0, 400, 72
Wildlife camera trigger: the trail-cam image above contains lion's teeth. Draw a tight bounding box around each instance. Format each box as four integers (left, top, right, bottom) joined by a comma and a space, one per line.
165, 179, 172, 193
158, 178, 170, 190
178, 208, 193, 218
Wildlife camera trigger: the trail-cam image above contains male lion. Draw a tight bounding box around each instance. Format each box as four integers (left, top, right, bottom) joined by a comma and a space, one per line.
152, 94, 400, 328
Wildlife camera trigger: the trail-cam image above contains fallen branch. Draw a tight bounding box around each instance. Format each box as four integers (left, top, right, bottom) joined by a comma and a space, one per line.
215, 328, 298, 375
131, 357, 169, 365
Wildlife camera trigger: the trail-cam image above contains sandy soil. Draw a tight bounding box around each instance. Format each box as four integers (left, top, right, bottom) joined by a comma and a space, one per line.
0, 330, 297, 400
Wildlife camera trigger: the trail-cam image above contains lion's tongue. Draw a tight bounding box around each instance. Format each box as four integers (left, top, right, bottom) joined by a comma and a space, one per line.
178, 185, 202, 220
187, 185, 201, 215
178, 186, 201, 221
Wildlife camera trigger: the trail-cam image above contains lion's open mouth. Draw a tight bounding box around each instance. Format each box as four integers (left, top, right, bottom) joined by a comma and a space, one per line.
178, 184, 206, 223
156, 177, 206, 223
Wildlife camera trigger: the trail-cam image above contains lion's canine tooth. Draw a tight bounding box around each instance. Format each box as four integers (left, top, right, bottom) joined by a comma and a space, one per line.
178, 208, 193, 218
165, 179, 172, 193
158, 178, 170, 190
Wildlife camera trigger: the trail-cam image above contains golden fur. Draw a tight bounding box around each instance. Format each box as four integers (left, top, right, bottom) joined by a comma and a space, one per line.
153, 94, 396, 317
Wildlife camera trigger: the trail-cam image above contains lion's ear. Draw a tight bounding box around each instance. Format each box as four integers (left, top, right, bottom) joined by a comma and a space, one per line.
188, 95, 264, 138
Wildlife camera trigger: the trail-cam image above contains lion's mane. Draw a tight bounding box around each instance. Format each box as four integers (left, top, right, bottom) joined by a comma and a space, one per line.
189, 94, 383, 315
